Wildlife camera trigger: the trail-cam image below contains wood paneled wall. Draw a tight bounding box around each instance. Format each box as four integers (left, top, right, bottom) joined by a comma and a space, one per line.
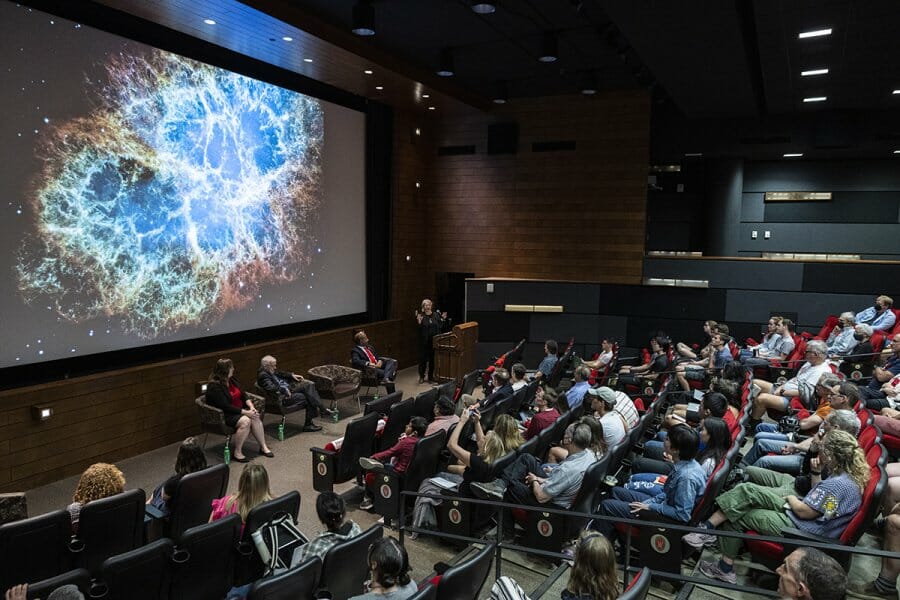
0, 320, 401, 491
425, 92, 650, 284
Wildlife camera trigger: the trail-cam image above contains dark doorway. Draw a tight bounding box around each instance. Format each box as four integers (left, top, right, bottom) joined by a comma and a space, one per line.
435, 272, 474, 330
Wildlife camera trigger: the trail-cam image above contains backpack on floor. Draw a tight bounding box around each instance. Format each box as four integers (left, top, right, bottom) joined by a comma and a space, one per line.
251, 511, 308, 577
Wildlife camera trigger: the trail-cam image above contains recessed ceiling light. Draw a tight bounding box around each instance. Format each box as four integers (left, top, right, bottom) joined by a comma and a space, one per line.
471, 2, 496, 14
303, 58, 313, 63
684, 152, 703, 157
203, 18, 216, 25
893, 89, 900, 95
282, 36, 293, 42
428, 106, 436, 111
364, 69, 373, 75
422, 94, 430, 99
803, 96, 827, 102
375, 85, 383, 90
801, 68, 829, 76
894, 150, 900, 154
798, 28, 832, 39
783, 153, 804, 158
351, 0, 375, 36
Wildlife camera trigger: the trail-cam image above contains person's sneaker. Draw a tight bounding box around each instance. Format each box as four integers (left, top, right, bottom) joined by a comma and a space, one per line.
359, 496, 374, 511
850, 581, 898, 598
698, 560, 737, 585
683, 530, 717, 549
470, 480, 507, 500
359, 457, 383, 470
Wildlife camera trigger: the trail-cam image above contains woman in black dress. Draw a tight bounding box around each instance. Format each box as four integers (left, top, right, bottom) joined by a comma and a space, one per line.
415, 299, 446, 384
205, 358, 274, 462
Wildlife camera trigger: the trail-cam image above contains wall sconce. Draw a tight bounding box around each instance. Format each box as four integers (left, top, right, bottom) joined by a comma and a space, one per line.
32, 405, 53, 421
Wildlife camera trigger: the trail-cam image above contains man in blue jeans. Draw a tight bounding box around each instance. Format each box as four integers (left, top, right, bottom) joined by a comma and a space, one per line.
591, 425, 707, 538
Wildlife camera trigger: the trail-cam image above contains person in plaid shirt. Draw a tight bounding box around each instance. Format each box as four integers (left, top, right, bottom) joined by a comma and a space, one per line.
291, 492, 361, 567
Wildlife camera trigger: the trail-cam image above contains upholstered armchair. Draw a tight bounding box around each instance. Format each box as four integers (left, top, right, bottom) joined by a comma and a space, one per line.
307, 365, 361, 417
194, 392, 265, 460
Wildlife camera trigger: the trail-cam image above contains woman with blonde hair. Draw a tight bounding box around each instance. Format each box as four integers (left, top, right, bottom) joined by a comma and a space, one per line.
67, 463, 126, 530
210, 463, 272, 526
411, 409, 522, 536
693, 428, 867, 584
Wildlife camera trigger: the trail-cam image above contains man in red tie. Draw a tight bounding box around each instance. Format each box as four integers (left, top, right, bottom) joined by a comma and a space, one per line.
351, 330, 397, 393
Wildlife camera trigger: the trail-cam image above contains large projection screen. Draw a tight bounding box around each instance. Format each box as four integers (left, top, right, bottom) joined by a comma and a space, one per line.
0, 2, 367, 370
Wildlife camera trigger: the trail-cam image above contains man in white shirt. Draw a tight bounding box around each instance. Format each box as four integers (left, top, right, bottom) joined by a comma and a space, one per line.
750, 339, 832, 420
587, 387, 627, 447
510, 363, 528, 392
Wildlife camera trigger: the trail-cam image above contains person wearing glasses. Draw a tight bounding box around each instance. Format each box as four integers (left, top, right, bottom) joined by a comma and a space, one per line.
859, 333, 900, 410
748, 339, 832, 425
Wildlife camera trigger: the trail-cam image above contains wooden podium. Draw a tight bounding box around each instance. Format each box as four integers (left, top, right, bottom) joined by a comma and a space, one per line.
433, 321, 478, 384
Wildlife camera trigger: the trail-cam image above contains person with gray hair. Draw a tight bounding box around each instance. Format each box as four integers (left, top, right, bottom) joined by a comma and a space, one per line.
741, 407, 860, 477
256, 354, 330, 432
778, 548, 847, 600
472, 422, 597, 510
565, 365, 592, 412
750, 339, 832, 424
826, 311, 858, 357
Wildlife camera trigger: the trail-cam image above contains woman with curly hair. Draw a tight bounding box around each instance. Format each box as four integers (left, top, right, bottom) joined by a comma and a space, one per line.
210, 463, 272, 527
67, 463, 126, 530
147, 437, 208, 515
691, 428, 868, 584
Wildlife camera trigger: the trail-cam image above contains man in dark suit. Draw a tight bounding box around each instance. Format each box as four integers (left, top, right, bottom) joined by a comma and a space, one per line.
256, 355, 329, 431
351, 330, 397, 394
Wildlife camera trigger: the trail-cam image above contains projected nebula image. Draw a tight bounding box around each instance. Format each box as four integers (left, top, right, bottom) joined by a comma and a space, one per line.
16, 49, 324, 338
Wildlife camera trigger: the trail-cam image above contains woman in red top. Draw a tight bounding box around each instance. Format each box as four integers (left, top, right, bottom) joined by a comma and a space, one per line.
205, 358, 274, 462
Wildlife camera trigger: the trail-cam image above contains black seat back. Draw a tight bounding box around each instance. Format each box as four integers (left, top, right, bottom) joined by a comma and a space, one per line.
247, 557, 321, 600
435, 381, 456, 402
500, 339, 526, 370
74, 489, 145, 576
236, 491, 302, 584
516, 435, 540, 457
435, 543, 495, 600
477, 402, 499, 431
364, 390, 402, 417
0, 509, 72, 590
167, 464, 229, 540
25, 568, 91, 600
320, 524, 383, 600
169, 514, 241, 600
413, 387, 440, 420
378, 398, 416, 452
336, 412, 380, 482
457, 370, 483, 400
563, 460, 608, 539
507, 386, 529, 416
403, 431, 447, 495
97, 538, 174, 600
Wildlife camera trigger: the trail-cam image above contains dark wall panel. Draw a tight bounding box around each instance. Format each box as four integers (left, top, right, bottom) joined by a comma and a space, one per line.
802, 263, 900, 295
738, 223, 900, 255
763, 192, 900, 224
467, 281, 601, 314
467, 311, 531, 342
530, 314, 601, 345
599, 287, 727, 321
741, 193, 765, 221
725, 290, 873, 329
744, 160, 900, 192
642, 258, 803, 291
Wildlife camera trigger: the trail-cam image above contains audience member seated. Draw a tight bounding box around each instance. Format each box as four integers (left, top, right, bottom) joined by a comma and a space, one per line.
351, 330, 398, 394
857, 498, 900, 597
852, 324, 876, 362
642, 392, 728, 471
675, 320, 716, 360
206, 358, 274, 462
256, 354, 329, 431
424, 396, 459, 437
741, 408, 859, 476
616, 335, 670, 392
675, 331, 733, 392
750, 340, 831, 424
856, 295, 896, 332
777, 548, 848, 600
585, 386, 639, 432
67, 463, 126, 531
580, 338, 616, 370
348, 537, 417, 600
825, 312, 858, 357
860, 333, 900, 409
147, 437, 207, 516
4, 585, 84, 600
510, 363, 528, 392
565, 366, 592, 412
687, 429, 867, 584
290, 492, 361, 567
533, 339, 559, 381
746, 316, 782, 354
358, 417, 427, 511
475, 368, 514, 410
472, 423, 597, 511
586, 387, 628, 447
210, 463, 271, 530
592, 425, 706, 539
489, 531, 618, 600
873, 402, 900, 440
753, 377, 852, 440
625, 417, 729, 496
412, 408, 522, 535
547, 416, 608, 465
524, 385, 560, 441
